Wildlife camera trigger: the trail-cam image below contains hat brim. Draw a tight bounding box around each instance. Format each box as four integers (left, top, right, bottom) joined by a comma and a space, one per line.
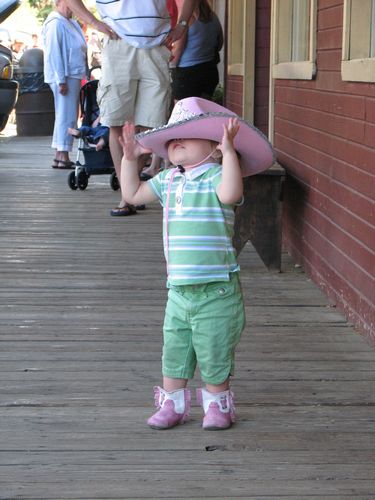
136, 112, 274, 177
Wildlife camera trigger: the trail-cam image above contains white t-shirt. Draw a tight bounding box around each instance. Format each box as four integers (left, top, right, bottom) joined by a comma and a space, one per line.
96, 0, 171, 48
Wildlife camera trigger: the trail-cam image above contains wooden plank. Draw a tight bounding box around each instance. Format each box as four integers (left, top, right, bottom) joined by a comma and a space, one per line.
0, 130, 375, 498
1, 478, 375, 499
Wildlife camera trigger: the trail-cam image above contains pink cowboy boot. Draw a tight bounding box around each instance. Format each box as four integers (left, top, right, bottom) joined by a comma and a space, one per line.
197, 387, 236, 430
147, 386, 191, 430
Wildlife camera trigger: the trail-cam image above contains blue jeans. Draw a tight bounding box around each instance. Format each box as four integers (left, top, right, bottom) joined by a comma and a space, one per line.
79, 124, 109, 145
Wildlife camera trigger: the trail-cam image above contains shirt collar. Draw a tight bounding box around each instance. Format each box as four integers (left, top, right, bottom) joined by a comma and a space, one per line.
183, 162, 220, 180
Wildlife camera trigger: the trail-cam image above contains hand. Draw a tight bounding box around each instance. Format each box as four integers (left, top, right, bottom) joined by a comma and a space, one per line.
118, 122, 151, 160
163, 23, 187, 48
215, 117, 243, 204
94, 20, 119, 39
217, 117, 240, 156
59, 83, 68, 95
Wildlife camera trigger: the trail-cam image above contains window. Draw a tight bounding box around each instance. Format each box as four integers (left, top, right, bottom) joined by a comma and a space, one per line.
342, 0, 375, 81
271, 0, 317, 79
227, 0, 245, 76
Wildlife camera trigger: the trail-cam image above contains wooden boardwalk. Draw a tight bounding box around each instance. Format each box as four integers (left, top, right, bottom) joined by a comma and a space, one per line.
0, 131, 374, 499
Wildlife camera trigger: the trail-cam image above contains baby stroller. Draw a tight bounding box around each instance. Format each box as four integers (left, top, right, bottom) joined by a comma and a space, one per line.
67, 77, 119, 191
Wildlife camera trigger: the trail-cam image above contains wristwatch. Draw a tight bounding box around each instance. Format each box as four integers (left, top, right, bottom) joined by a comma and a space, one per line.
178, 20, 188, 27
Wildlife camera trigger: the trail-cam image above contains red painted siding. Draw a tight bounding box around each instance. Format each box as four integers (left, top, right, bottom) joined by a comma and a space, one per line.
226, 75, 243, 116
274, 1, 375, 341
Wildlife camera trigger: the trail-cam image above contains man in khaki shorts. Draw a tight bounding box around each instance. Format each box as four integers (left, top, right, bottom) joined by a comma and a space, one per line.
66, 0, 197, 216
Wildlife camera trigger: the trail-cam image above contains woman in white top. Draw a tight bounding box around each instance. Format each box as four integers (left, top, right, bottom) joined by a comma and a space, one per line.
42, 0, 87, 169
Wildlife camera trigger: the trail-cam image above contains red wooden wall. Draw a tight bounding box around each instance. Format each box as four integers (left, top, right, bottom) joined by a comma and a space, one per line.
273, 0, 375, 341
226, 75, 243, 117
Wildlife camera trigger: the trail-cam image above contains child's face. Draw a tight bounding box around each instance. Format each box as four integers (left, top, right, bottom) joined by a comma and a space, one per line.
167, 138, 216, 167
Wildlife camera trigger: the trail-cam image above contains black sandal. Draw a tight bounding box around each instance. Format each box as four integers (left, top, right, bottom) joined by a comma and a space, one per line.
56, 160, 75, 169
110, 205, 137, 217
51, 158, 59, 169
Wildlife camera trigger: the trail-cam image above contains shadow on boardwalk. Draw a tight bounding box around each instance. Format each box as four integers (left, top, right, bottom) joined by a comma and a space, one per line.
0, 133, 374, 499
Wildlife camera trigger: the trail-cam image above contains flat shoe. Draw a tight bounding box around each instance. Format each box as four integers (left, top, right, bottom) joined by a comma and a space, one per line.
51, 157, 59, 169
110, 205, 137, 217
56, 160, 75, 169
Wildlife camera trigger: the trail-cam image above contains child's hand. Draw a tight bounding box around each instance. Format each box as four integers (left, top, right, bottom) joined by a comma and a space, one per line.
215, 117, 243, 204
217, 117, 240, 156
119, 122, 151, 160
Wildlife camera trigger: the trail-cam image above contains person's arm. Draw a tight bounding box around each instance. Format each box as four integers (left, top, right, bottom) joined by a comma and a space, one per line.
217, 15, 224, 52
65, 0, 119, 38
170, 28, 187, 67
216, 118, 243, 205
164, 0, 198, 45
44, 19, 67, 91
119, 122, 158, 206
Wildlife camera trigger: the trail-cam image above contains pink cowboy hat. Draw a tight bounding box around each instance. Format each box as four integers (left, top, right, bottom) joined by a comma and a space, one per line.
136, 97, 274, 177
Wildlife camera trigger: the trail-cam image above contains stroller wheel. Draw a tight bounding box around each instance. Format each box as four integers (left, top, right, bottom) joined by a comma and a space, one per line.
68, 171, 78, 190
77, 170, 89, 190
110, 172, 120, 191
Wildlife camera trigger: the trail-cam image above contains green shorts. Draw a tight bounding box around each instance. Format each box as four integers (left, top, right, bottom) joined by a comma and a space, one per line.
162, 273, 246, 385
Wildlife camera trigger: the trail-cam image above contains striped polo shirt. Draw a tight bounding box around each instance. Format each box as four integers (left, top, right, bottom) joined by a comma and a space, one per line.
149, 163, 240, 286
95, 0, 171, 48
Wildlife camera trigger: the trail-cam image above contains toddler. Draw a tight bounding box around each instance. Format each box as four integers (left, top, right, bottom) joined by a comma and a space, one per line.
68, 116, 109, 152
119, 97, 273, 430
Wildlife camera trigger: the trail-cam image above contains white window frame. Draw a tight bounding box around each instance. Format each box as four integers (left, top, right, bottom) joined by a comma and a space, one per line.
271, 0, 317, 80
226, 0, 256, 122
227, 0, 245, 76
342, 0, 375, 82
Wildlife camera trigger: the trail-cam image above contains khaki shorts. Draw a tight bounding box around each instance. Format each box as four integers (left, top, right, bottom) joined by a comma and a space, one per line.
97, 38, 171, 128
162, 273, 246, 385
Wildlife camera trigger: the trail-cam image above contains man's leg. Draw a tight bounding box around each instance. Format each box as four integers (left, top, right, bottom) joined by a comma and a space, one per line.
109, 125, 137, 214
109, 125, 123, 197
